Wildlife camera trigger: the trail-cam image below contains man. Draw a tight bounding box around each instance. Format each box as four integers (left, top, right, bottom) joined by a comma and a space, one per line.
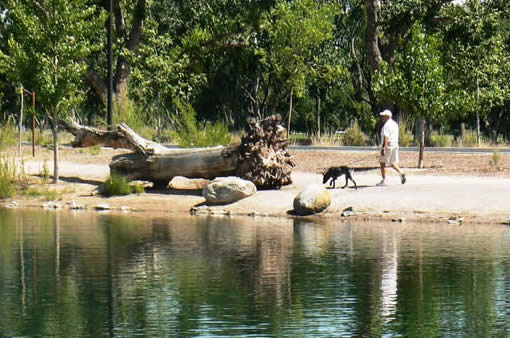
377, 109, 406, 186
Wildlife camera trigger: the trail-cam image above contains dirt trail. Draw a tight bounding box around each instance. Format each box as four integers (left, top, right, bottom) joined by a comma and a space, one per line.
18, 157, 510, 224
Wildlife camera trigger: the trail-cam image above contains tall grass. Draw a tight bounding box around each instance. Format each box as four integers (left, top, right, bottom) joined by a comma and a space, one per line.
0, 157, 19, 199
399, 124, 414, 147
0, 119, 18, 151
173, 101, 231, 147
429, 131, 453, 147
101, 172, 145, 197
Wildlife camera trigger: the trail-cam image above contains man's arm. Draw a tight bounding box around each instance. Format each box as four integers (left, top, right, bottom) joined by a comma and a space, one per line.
381, 136, 388, 155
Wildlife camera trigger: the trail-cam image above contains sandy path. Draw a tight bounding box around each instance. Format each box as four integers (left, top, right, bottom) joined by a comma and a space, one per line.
18, 159, 510, 223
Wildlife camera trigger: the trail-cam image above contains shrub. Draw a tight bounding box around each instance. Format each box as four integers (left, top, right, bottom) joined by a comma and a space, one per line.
342, 121, 368, 146
40, 160, 50, 183
429, 131, 452, 147
101, 173, 145, 197
88, 145, 101, 156
399, 124, 414, 147
173, 101, 231, 148
489, 150, 501, 170
101, 173, 132, 196
458, 131, 478, 147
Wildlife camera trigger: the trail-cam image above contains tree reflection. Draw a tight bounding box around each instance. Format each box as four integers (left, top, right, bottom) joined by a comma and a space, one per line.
1, 211, 510, 336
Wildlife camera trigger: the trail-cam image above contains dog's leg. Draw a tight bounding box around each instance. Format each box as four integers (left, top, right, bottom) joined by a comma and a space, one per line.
331, 178, 336, 189
342, 175, 348, 189
347, 172, 357, 190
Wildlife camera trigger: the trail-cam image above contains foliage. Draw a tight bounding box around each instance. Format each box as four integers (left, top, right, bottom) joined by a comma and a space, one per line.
0, 156, 19, 199
101, 173, 140, 197
0, 119, 18, 151
0, 0, 509, 145
399, 124, 414, 147
429, 132, 452, 148
489, 150, 501, 170
40, 160, 50, 183
374, 25, 446, 121
172, 101, 231, 148
343, 121, 368, 146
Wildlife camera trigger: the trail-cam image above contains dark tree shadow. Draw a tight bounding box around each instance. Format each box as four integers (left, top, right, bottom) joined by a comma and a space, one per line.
58, 176, 103, 186
145, 186, 204, 197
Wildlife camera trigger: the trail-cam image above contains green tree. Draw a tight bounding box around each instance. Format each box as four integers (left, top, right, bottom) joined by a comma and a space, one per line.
442, 0, 510, 144
1, 0, 105, 182
375, 25, 446, 168
259, 0, 339, 134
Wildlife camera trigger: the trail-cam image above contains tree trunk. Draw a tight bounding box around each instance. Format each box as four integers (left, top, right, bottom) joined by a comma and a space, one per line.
476, 76, 481, 145
364, 0, 382, 73
60, 115, 294, 189
52, 110, 59, 183
316, 94, 321, 139
418, 119, 425, 169
287, 89, 293, 136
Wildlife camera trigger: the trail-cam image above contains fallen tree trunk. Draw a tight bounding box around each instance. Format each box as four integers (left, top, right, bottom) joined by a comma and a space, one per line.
59, 115, 294, 189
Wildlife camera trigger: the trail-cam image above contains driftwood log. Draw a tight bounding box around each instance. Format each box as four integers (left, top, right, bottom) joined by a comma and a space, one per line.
59, 115, 294, 189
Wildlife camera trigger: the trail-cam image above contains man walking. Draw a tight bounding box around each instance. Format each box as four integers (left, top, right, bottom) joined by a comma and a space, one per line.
377, 109, 406, 186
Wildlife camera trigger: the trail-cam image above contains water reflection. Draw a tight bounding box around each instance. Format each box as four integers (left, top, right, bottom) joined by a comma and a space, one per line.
1, 210, 510, 336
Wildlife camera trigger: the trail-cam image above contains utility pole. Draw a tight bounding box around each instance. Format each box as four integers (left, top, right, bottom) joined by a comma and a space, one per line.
19, 85, 23, 155
107, 0, 113, 130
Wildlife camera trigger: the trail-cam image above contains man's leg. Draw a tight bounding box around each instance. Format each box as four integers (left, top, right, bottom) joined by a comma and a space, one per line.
377, 162, 388, 186
391, 164, 402, 175
380, 163, 386, 179
391, 164, 406, 184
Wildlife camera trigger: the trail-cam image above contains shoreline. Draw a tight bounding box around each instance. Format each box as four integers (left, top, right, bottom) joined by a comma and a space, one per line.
2, 147, 509, 226
2, 172, 510, 226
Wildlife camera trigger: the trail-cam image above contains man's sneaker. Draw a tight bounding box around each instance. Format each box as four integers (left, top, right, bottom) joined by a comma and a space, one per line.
376, 179, 388, 186
401, 173, 406, 184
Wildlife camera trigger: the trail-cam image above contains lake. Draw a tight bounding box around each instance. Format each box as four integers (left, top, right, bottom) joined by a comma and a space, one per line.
1, 209, 510, 337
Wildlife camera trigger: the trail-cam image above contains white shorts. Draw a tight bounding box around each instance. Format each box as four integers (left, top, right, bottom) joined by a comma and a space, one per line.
379, 147, 399, 166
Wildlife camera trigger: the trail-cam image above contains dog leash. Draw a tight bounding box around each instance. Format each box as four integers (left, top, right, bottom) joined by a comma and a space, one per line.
346, 151, 379, 167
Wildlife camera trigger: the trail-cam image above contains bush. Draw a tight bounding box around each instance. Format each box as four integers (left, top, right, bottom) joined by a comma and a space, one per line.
399, 124, 414, 147
173, 101, 231, 148
489, 150, 501, 170
342, 121, 368, 146
40, 160, 50, 183
429, 131, 452, 147
458, 131, 478, 147
101, 173, 145, 197
88, 145, 101, 156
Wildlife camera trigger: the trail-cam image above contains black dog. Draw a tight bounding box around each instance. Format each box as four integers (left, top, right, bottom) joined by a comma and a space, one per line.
323, 166, 357, 190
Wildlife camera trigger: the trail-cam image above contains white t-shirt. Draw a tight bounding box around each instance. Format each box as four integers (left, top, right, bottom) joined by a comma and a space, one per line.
381, 118, 399, 147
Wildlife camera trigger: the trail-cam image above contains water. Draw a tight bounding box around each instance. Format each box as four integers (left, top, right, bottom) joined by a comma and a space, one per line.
1, 209, 510, 337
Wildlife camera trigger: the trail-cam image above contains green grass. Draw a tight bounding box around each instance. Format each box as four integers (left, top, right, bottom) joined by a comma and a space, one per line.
489, 150, 501, 169
88, 145, 101, 156
429, 131, 453, 147
40, 160, 50, 183
0, 121, 18, 151
0, 157, 18, 199
343, 121, 368, 146
101, 173, 145, 197
23, 186, 76, 201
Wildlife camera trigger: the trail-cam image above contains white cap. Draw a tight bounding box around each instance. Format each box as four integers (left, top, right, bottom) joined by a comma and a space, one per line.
379, 109, 392, 117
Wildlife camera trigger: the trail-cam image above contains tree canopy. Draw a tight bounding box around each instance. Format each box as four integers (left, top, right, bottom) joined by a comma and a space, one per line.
0, 0, 509, 144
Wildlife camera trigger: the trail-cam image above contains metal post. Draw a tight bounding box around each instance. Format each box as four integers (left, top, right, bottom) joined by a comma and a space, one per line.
107, 0, 113, 130
19, 85, 23, 155
32, 91, 36, 157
